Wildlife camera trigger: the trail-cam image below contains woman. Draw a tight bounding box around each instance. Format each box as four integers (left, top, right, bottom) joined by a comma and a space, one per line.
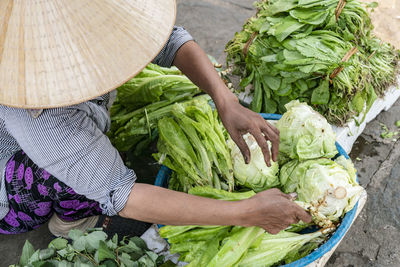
0, 0, 310, 238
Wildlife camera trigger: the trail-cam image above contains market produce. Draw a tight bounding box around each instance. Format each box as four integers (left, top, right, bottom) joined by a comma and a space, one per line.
225, 0, 398, 125
280, 156, 363, 227
159, 187, 253, 265
11, 229, 167, 267
108, 63, 201, 155
159, 187, 326, 267
153, 96, 235, 192
276, 100, 338, 161
155, 99, 364, 266
238, 230, 325, 266
227, 133, 279, 192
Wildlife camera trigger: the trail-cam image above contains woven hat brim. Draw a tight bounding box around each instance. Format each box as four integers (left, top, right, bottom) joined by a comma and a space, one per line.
0, 0, 176, 108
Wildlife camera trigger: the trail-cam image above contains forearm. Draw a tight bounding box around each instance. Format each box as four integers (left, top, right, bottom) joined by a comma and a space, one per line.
173, 41, 238, 110
119, 183, 244, 226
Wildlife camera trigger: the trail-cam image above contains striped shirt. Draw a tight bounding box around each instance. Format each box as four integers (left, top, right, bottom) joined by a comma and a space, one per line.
0, 26, 193, 219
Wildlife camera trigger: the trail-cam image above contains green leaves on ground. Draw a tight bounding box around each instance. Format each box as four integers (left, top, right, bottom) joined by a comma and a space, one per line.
380, 123, 399, 140
13, 229, 168, 267
19, 240, 35, 266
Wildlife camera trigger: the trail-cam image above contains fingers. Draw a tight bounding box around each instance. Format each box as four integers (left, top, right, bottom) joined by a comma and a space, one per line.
254, 189, 312, 234
288, 192, 298, 201
264, 218, 294, 234
261, 123, 279, 163
278, 191, 298, 201
276, 192, 311, 224
250, 129, 272, 167
266, 228, 281, 235
232, 134, 251, 164
266, 121, 280, 136
285, 195, 312, 223
294, 205, 312, 223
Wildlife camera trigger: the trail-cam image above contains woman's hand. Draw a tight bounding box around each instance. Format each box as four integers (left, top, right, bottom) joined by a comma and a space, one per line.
238, 188, 312, 234
215, 94, 279, 166
173, 41, 279, 165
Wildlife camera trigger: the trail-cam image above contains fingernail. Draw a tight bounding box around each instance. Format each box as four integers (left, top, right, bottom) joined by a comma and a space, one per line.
289, 192, 297, 200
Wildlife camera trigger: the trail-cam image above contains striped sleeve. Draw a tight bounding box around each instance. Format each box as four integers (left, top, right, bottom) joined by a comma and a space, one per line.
1, 105, 136, 216
0, 118, 20, 161
152, 26, 194, 67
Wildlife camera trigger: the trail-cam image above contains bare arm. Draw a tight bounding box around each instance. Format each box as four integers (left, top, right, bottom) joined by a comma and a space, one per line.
119, 184, 311, 234
119, 184, 239, 226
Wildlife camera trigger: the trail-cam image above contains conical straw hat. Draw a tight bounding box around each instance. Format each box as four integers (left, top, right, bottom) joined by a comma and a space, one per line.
0, 0, 176, 108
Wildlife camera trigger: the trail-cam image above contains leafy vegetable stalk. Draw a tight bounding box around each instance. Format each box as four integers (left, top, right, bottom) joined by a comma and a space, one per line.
153, 97, 235, 192
238, 230, 324, 266
108, 63, 201, 155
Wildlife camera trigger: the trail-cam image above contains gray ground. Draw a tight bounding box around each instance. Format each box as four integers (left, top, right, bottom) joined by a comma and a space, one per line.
1, 1, 399, 266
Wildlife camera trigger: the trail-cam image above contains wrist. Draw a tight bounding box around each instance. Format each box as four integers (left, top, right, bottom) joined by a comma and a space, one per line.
212, 88, 239, 112
231, 199, 254, 227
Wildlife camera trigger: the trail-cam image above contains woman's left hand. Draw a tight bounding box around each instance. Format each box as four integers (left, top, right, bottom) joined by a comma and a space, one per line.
216, 94, 279, 166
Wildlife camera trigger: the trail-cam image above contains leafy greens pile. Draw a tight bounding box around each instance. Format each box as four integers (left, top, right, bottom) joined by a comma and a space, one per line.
225, 0, 398, 125
159, 187, 325, 267
153, 96, 235, 192
154, 97, 285, 194
12, 229, 168, 267
156, 100, 364, 266
108, 63, 200, 155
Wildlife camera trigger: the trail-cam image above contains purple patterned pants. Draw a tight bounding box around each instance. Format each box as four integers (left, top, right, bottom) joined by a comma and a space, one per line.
0, 151, 102, 234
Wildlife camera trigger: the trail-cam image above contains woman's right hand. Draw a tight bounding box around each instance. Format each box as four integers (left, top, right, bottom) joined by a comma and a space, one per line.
238, 188, 312, 234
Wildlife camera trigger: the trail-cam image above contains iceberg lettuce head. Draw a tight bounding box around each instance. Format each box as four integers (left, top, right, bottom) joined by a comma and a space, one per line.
276, 100, 338, 161
228, 133, 279, 192
280, 156, 364, 224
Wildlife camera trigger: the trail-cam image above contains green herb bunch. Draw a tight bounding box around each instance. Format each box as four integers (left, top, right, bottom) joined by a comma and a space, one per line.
226, 0, 398, 125
11, 229, 169, 267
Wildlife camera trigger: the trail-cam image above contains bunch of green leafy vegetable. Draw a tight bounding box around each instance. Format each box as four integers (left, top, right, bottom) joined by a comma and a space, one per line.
153, 96, 235, 192
225, 0, 398, 125
11, 229, 169, 267
108, 63, 201, 155
159, 187, 326, 267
